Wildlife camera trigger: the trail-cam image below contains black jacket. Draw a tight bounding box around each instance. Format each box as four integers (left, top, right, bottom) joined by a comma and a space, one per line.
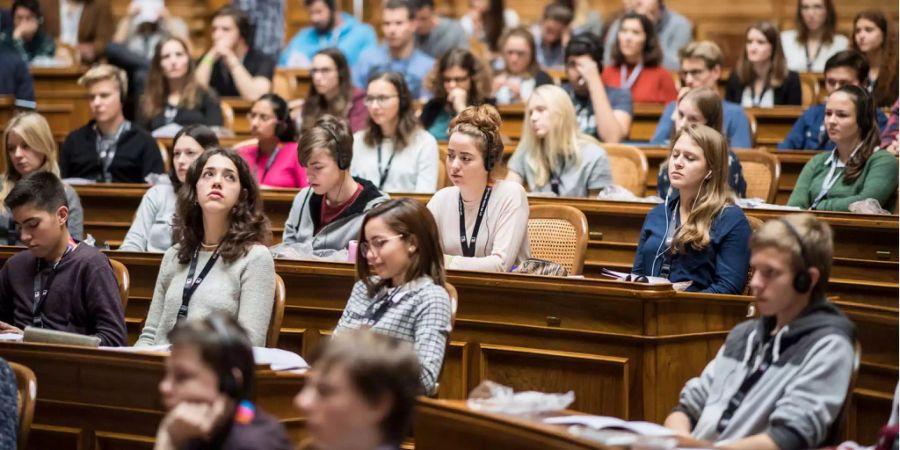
60, 121, 164, 183
725, 70, 802, 106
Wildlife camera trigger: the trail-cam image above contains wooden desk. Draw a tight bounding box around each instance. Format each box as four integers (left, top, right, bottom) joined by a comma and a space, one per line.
746, 107, 806, 147
31, 67, 89, 140
221, 97, 255, 138
629, 103, 666, 142
0, 342, 306, 450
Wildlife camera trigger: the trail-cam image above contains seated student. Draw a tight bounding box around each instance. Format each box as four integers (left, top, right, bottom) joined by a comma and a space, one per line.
531, 3, 572, 70
882, 100, 898, 155
298, 48, 368, 134
120, 125, 219, 252
563, 33, 633, 143
1, 0, 55, 62
154, 314, 293, 450
780, 0, 848, 72
779, 50, 888, 150
651, 40, 752, 149
665, 214, 856, 450
459, 0, 519, 54
427, 105, 530, 272
421, 49, 493, 141
788, 85, 899, 212
506, 84, 612, 197
233, 0, 284, 62
237, 94, 308, 189
296, 329, 422, 450
352, 0, 435, 99
632, 124, 751, 294
195, 6, 274, 101
491, 27, 554, 105
140, 37, 224, 132
850, 10, 898, 108
0, 41, 34, 109
656, 88, 747, 198
334, 198, 451, 394
602, 0, 692, 71
725, 22, 802, 108
601, 12, 677, 104
352, 72, 439, 193
0, 171, 126, 346
278, 0, 376, 69
2, 112, 83, 242
61, 64, 165, 183
282, 115, 389, 251
412, 0, 468, 60
136, 148, 274, 347
38, 0, 112, 64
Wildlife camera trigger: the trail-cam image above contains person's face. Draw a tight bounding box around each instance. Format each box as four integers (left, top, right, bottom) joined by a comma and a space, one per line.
823, 66, 860, 94
527, 94, 552, 138
366, 79, 401, 127
679, 57, 720, 89
824, 91, 859, 144
749, 246, 805, 318
173, 136, 205, 183
304, 148, 343, 195
159, 344, 223, 411
160, 40, 190, 80
442, 66, 471, 95
13, 7, 39, 33
309, 1, 334, 33
502, 36, 532, 75
667, 133, 708, 192
87, 79, 123, 124
6, 131, 45, 176
800, 0, 827, 32
362, 217, 412, 283
854, 18, 884, 53
541, 19, 566, 46
469, 0, 488, 13
618, 18, 646, 61
413, 6, 435, 35
13, 204, 66, 260
211, 15, 241, 49
565, 56, 588, 95
382, 8, 415, 50
311, 54, 341, 97
248, 100, 278, 140
745, 28, 773, 64
196, 154, 242, 215
446, 133, 488, 188
296, 365, 389, 450
631, 0, 660, 21
674, 98, 706, 134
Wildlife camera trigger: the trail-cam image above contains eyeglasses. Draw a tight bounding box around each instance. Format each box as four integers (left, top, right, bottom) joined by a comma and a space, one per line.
364, 95, 398, 106
679, 68, 709, 79
246, 112, 275, 122
310, 67, 336, 75
360, 234, 405, 255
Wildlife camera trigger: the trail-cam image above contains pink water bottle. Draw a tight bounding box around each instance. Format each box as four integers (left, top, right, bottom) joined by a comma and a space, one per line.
347, 240, 358, 263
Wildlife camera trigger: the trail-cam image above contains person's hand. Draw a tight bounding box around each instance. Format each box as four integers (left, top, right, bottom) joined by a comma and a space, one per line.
574, 55, 601, 88
77, 43, 96, 63
12, 17, 38, 41
0, 321, 23, 335
127, 3, 141, 17
506, 77, 521, 98
448, 87, 468, 113
159, 397, 228, 448
492, 74, 507, 92
160, 7, 171, 19
886, 139, 898, 157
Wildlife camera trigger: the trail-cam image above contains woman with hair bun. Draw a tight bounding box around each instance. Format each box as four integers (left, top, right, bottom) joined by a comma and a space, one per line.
237, 93, 308, 189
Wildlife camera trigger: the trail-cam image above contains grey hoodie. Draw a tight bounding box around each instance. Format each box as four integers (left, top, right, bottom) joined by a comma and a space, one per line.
675, 301, 856, 450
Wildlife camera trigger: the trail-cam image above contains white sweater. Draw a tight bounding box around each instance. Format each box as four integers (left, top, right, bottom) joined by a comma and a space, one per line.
350, 128, 439, 193
780, 30, 849, 73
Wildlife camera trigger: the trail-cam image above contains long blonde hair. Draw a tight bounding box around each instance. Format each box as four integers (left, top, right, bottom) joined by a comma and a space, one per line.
1, 112, 60, 210
671, 124, 736, 253
517, 85, 584, 188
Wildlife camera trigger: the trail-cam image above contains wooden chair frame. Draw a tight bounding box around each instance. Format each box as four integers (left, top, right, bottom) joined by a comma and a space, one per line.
10, 361, 36, 450
603, 143, 649, 197
267, 274, 286, 347
733, 149, 781, 203
527, 205, 589, 275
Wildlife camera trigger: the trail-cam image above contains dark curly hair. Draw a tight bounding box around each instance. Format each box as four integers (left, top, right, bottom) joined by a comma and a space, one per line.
173, 147, 271, 263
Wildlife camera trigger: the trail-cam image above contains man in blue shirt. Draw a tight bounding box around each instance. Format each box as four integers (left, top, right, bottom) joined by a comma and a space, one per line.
651, 40, 752, 148
778, 50, 888, 151
352, 0, 434, 99
0, 41, 34, 109
279, 0, 376, 68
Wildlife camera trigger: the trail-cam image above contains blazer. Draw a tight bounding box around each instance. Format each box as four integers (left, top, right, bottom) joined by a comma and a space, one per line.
39, 0, 113, 62
725, 70, 802, 107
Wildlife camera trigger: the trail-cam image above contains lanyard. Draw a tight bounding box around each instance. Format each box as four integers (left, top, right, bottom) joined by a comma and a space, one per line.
804, 43, 822, 72
749, 79, 770, 107
363, 286, 403, 326
716, 339, 775, 433
31, 242, 77, 328
619, 63, 643, 90
258, 146, 282, 183
376, 143, 396, 190
95, 121, 130, 182
458, 186, 492, 257
178, 246, 221, 320
811, 143, 862, 209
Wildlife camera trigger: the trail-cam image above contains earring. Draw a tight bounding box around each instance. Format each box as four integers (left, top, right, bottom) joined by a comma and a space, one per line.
408, 246, 416, 252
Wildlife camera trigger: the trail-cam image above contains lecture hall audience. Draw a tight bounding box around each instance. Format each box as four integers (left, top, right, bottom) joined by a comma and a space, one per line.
38, 0, 112, 64
602, 0, 693, 70
601, 12, 678, 104
298, 48, 368, 133
420, 48, 493, 141
237, 93, 308, 189
1, 0, 55, 62
531, 3, 572, 70
278, 0, 376, 68
780, 0, 849, 72
725, 22, 803, 107
411, 0, 468, 60
491, 26, 554, 105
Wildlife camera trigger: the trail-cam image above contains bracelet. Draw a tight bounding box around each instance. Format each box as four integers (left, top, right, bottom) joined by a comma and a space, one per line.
201, 54, 216, 66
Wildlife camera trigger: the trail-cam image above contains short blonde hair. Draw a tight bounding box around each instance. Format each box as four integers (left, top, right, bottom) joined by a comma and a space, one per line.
1, 112, 59, 210
750, 214, 833, 298
78, 64, 128, 99
678, 40, 724, 70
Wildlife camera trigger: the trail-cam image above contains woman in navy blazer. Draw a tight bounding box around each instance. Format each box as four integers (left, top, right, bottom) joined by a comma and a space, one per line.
632, 124, 751, 294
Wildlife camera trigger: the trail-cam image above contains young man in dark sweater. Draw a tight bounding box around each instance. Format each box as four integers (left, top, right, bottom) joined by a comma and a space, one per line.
0, 171, 127, 346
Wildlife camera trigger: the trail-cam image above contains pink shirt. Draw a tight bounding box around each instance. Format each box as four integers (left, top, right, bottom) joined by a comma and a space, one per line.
238, 142, 308, 189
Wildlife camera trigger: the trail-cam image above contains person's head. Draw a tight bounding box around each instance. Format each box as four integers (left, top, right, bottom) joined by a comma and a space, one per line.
673, 87, 723, 135
429, 48, 491, 106
795, 0, 837, 44
850, 10, 898, 107
173, 148, 270, 264
143, 36, 201, 122
160, 313, 256, 411
749, 214, 833, 313
565, 32, 604, 95
11, 0, 43, 37
498, 27, 539, 77
736, 22, 789, 87
540, 4, 573, 47
630, 0, 661, 23
678, 40, 724, 90
304, 0, 337, 33
296, 329, 422, 449
154, 37, 193, 82
822, 50, 869, 95
519, 85, 582, 189
249, 94, 296, 143
169, 124, 219, 188
472, 0, 505, 51
4, 171, 70, 259
852, 9, 889, 55
298, 115, 354, 195
824, 85, 881, 183
211, 5, 253, 50
612, 12, 662, 66
78, 64, 127, 125
411, 0, 436, 36
356, 198, 445, 294
363, 72, 418, 150
446, 105, 503, 188
3, 112, 58, 184
381, 0, 416, 52
303, 48, 355, 132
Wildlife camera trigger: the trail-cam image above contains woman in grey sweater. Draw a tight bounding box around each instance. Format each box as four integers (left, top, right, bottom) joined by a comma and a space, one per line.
120, 125, 219, 252
136, 148, 275, 347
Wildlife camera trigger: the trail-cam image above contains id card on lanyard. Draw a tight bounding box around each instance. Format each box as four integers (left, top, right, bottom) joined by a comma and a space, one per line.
458, 186, 492, 257
377, 143, 396, 190
177, 246, 221, 320
811, 144, 861, 209
32, 241, 77, 328
258, 146, 282, 184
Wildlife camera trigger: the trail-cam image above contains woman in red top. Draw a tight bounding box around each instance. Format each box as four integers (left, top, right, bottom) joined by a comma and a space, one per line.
601, 12, 678, 104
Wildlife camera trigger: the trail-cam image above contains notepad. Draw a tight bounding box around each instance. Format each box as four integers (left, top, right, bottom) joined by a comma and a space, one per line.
544, 415, 676, 437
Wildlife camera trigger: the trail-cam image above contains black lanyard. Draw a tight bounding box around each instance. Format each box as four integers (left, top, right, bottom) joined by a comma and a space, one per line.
363, 287, 402, 326
458, 186, 492, 257
178, 246, 221, 320
31, 243, 76, 328
258, 146, 282, 183
716, 339, 775, 432
376, 143, 396, 190
804, 43, 822, 72
749, 79, 771, 107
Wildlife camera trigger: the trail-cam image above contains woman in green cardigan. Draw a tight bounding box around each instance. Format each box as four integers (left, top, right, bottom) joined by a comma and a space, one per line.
788, 85, 898, 212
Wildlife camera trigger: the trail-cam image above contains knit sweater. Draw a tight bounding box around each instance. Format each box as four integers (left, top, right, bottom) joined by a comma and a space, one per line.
119, 184, 177, 252
135, 245, 275, 347
787, 148, 899, 212
350, 128, 440, 193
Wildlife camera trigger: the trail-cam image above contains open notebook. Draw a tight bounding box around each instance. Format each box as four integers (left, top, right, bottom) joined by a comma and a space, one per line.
544, 415, 676, 437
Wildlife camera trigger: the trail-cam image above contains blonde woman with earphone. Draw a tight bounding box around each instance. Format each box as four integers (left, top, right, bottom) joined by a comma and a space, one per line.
631, 124, 751, 294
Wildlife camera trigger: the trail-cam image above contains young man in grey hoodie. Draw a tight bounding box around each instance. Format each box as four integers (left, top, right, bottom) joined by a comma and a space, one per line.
664, 213, 856, 450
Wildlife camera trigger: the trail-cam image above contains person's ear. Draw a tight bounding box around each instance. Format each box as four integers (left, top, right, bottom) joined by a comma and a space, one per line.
56, 206, 69, 226
807, 266, 821, 292
711, 64, 722, 81
368, 393, 395, 426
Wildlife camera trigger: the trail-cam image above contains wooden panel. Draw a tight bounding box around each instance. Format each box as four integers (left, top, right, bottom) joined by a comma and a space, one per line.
747, 107, 806, 147
93, 432, 155, 450
29, 424, 84, 450
436, 341, 469, 400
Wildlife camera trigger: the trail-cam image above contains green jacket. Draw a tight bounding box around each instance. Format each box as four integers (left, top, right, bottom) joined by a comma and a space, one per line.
788, 148, 898, 212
